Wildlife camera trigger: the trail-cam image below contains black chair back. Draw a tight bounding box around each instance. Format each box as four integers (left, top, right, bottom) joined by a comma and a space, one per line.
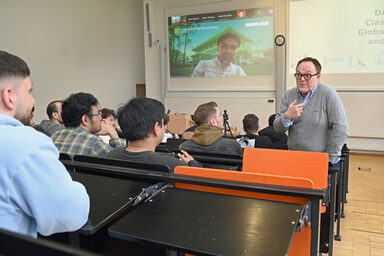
155, 142, 169, 153
185, 151, 242, 159
166, 138, 188, 152
0, 228, 100, 256
59, 153, 72, 161
73, 155, 170, 173
176, 151, 243, 171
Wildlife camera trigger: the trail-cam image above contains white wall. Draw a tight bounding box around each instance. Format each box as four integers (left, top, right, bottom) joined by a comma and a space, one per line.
0, 0, 145, 123
143, 0, 282, 130
1, 0, 382, 152
144, 0, 384, 152
165, 95, 276, 132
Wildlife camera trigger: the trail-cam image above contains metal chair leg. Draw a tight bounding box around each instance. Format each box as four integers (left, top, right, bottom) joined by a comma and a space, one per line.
340, 159, 346, 218
334, 165, 342, 241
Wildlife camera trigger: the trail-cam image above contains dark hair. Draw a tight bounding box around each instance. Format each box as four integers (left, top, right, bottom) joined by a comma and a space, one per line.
193, 101, 218, 126
101, 108, 116, 119
243, 114, 259, 133
46, 100, 62, 119
163, 113, 169, 126
0, 51, 30, 81
117, 97, 166, 141
296, 57, 322, 74
268, 114, 276, 126
217, 33, 241, 48
61, 92, 99, 128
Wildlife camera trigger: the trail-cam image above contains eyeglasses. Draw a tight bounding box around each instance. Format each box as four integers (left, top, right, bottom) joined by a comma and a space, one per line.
294, 73, 319, 80
89, 111, 102, 117
220, 43, 238, 50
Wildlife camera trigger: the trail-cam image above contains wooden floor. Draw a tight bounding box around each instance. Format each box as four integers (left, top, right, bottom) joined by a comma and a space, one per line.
330, 153, 384, 256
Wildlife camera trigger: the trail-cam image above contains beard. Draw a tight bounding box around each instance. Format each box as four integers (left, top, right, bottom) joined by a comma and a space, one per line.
218, 54, 234, 66
14, 110, 33, 126
14, 103, 33, 126
89, 119, 101, 134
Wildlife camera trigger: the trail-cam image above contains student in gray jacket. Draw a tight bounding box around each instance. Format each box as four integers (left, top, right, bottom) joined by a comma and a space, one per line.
274, 57, 348, 165
34, 100, 63, 136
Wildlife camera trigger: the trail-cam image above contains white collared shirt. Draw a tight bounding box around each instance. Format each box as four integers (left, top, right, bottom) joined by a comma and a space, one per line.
191, 58, 246, 77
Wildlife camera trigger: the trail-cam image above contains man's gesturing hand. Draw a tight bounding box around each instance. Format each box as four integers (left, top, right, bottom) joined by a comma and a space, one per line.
284, 100, 304, 121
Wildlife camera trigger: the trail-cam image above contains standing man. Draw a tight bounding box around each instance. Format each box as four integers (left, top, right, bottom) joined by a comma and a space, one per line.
179, 101, 242, 155
51, 92, 125, 158
0, 50, 89, 237
191, 33, 246, 77
274, 57, 348, 165
34, 100, 63, 136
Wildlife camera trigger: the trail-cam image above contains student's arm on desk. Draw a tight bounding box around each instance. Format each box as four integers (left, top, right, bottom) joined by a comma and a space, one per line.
178, 150, 202, 167
13, 139, 90, 236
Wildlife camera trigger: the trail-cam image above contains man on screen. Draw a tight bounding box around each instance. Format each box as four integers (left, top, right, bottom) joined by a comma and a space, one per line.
191, 33, 246, 77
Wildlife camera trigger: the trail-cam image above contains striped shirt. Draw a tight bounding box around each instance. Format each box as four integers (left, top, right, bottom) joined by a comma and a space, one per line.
51, 127, 125, 158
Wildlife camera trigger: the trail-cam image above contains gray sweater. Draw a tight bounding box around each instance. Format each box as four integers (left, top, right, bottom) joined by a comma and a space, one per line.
34, 120, 62, 137
274, 83, 349, 163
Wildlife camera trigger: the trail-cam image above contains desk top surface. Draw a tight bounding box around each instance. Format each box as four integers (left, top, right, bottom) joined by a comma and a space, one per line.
109, 187, 303, 256
70, 172, 152, 234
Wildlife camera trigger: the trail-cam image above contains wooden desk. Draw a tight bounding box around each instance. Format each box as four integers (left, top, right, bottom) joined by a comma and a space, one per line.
61, 160, 324, 255
167, 114, 193, 134
109, 187, 303, 256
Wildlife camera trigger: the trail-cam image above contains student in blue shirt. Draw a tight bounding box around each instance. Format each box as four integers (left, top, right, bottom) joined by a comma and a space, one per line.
0, 50, 90, 238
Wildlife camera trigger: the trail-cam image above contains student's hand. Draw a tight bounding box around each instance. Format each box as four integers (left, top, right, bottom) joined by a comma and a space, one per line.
97, 120, 119, 138
178, 150, 194, 164
284, 100, 304, 121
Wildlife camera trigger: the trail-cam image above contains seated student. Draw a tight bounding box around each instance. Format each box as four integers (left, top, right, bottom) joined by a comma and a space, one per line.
106, 98, 202, 172
161, 114, 175, 143
99, 108, 118, 144
179, 101, 242, 155
235, 114, 273, 149
258, 114, 288, 149
51, 93, 125, 157
34, 100, 63, 136
101, 108, 117, 127
0, 50, 89, 238
181, 116, 196, 140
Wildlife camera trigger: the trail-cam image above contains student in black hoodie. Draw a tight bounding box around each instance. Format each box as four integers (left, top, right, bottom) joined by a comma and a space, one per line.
258, 114, 288, 149
235, 114, 274, 149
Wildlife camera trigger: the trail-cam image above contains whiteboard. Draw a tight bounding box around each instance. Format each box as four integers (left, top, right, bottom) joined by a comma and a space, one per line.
288, 0, 384, 91
339, 91, 384, 138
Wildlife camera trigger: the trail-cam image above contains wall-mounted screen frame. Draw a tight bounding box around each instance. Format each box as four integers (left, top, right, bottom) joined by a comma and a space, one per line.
165, 0, 276, 92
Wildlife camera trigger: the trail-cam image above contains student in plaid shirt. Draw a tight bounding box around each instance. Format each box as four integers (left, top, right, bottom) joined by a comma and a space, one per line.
51, 92, 125, 158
